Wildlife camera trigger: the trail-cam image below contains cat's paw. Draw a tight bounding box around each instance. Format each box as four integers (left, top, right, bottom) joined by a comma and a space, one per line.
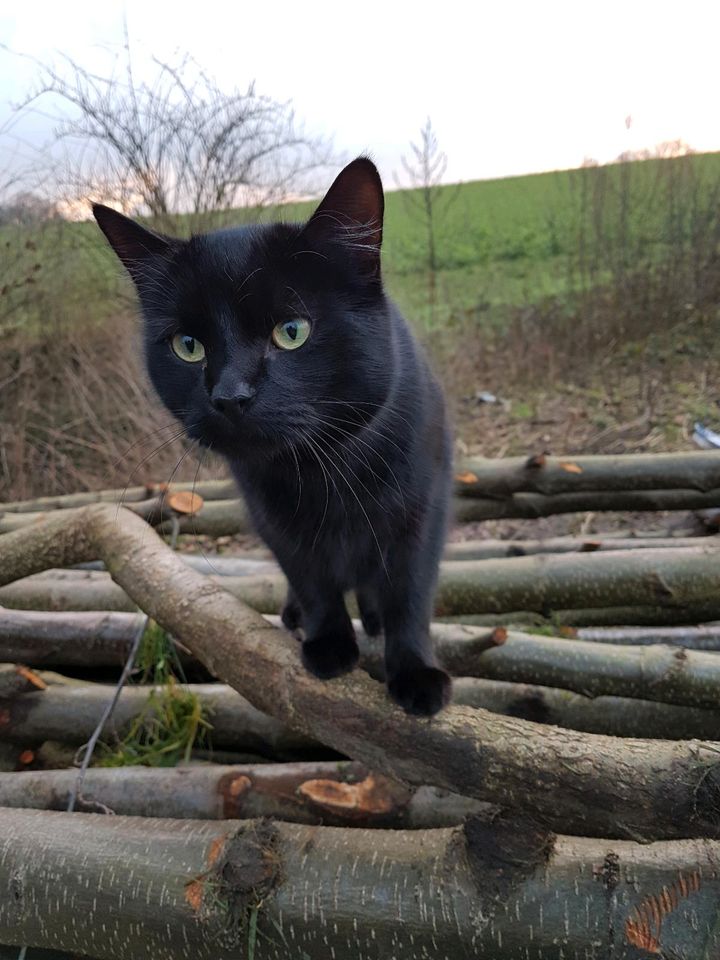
302, 634, 360, 680
387, 666, 452, 716
281, 599, 303, 632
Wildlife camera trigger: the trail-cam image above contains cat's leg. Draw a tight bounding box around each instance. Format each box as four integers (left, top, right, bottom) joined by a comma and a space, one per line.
291, 582, 359, 679
281, 586, 303, 632
356, 584, 383, 637
379, 505, 451, 716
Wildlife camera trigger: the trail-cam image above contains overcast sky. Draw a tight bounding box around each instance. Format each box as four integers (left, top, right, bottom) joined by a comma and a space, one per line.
1, 0, 719, 188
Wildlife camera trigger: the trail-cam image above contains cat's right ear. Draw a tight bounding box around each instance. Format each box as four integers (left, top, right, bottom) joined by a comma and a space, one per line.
92, 205, 175, 282
300, 158, 384, 276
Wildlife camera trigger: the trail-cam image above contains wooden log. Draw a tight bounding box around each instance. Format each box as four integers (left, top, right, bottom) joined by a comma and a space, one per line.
438, 603, 720, 627
391, 627, 720, 710
0, 683, 320, 758
0, 609, 145, 666
74, 535, 717, 573
445, 534, 717, 559
0, 809, 719, 959
3, 505, 720, 839
0, 480, 236, 512
453, 487, 720, 520
5, 486, 719, 529
1, 497, 252, 538
5, 664, 715, 743
5, 603, 720, 712
0, 761, 484, 827
76, 554, 276, 577
455, 451, 720, 496
4, 546, 720, 628
3, 450, 720, 520
575, 624, 720, 650
0, 610, 495, 669
453, 677, 720, 739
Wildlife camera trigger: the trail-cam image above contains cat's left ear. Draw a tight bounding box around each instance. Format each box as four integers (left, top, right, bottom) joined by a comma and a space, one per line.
92, 204, 177, 284
301, 158, 384, 274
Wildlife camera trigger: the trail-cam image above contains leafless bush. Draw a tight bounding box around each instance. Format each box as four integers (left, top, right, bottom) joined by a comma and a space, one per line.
14, 36, 334, 232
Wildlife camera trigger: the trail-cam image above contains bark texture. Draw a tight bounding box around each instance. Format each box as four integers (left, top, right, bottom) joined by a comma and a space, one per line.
456, 451, 720, 496
0, 480, 237, 512
379, 625, 720, 709
576, 624, 720, 650
1, 497, 251, 538
0, 609, 145, 666
0, 683, 318, 758
1, 809, 719, 959
453, 677, 720, 739
4, 545, 720, 626
6, 671, 716, 749
445, 534, 714, 559
2, 505, 720, 839
453, 488, 720, 521
0, 762, 484, 827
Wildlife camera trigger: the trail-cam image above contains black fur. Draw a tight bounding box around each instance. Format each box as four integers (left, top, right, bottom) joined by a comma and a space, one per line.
93, 158, 453, 715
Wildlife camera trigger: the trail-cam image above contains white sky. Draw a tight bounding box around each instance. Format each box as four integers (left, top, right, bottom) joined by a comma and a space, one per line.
1, 0, 719, 186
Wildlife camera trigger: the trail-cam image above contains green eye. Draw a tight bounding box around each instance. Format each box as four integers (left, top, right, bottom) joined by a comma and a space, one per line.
171, 334, 205, 363
272, 318, 311, 351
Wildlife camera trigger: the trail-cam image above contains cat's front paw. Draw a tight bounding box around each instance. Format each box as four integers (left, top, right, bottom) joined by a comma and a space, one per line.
281, 599, 303, 632
387, 666, 452, 716
302, 633, 359, 680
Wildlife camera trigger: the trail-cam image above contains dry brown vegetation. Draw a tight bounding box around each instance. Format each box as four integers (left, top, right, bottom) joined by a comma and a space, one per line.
3, 147, 720, 502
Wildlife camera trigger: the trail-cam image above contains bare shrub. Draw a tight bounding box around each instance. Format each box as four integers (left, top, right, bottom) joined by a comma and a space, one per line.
15, 36, 334, 233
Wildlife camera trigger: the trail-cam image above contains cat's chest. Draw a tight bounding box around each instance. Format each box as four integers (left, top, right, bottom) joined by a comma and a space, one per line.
232, 454, 404, 566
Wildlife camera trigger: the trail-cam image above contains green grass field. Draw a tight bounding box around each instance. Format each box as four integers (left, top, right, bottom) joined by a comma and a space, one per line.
4, 150, 720, 336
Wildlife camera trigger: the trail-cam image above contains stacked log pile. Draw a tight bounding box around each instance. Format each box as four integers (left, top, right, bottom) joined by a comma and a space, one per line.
1, 450, 720, 958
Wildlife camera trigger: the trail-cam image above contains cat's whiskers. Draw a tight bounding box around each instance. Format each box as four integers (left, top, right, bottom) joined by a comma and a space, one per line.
111, 415, 192, 470
313, 416, 407, 517
308, 430, 389, 578
115, 424, 201, 524
162, 437, 200, 496
284, 285, 312, 320
296, 432, 337, 549
311, 425, 390, 517
287, 439, 304, 522
290, 248, 328, 262
188, 443, 224, 575
312, 410, 410, 464
235, 266, 263, 306
314, 398, 415, 433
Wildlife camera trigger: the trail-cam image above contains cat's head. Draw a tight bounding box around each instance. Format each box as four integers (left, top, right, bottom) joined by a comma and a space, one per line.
93, 158, 391, 461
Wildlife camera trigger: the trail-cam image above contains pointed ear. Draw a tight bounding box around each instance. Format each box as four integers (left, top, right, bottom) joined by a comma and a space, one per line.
92, 204, 175, 281
301, 158, 384, 273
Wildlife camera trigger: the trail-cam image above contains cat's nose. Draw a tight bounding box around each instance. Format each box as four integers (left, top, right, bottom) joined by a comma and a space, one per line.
211, 382, 256, 419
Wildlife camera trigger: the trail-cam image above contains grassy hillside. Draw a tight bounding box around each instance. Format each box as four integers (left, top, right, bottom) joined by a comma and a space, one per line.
3, 151, 720, 500
5, 151, 720, 336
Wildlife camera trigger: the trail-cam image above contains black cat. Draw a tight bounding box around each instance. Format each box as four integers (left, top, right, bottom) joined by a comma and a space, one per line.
94, 158, 453, 715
